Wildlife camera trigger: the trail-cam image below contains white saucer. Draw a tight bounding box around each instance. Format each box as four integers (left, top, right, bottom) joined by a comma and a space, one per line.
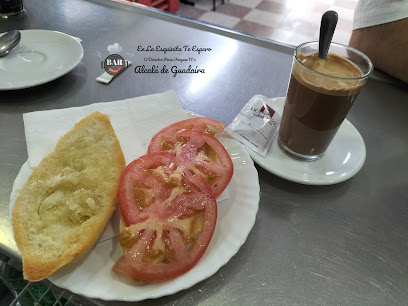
0, 30, 83, 90
247, 97, 366, 185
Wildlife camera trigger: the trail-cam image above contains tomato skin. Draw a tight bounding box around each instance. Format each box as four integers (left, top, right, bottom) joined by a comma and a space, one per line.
113, 192, 216, 281
148, 117, 226, 153
175, 129, 233, 198
115, 151, 217, 281
118, 151, 175, 227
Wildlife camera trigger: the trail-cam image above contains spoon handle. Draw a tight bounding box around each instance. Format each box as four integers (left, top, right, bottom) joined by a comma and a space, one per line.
318, 10, 338, 59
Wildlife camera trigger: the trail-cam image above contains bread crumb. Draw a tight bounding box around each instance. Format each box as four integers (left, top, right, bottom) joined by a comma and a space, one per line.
86, 197, 96, 210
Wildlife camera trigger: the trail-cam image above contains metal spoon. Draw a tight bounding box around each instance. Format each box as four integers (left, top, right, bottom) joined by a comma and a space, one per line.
318, 11, 338, 60
0, 30, 21, 57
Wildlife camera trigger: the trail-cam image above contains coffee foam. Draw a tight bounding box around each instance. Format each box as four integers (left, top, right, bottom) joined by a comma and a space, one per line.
293, 53, 364, 96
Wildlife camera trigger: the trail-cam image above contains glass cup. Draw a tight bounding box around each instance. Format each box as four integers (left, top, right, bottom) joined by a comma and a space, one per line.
0, 0, 24, 17
278, 41, 373, 161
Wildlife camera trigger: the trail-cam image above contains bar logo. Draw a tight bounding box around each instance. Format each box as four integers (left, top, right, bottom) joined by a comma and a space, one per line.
101, 54, 128, 76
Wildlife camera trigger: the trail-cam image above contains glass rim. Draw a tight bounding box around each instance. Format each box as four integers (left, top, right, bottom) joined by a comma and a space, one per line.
294, 41, 374, 81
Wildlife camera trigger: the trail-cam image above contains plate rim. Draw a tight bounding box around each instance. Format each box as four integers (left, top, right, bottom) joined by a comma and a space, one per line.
0, 29, 84, 90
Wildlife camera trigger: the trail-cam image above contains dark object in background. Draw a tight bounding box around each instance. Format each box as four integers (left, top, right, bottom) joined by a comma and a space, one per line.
0, 278, 14, 306
0, 0, 24, 16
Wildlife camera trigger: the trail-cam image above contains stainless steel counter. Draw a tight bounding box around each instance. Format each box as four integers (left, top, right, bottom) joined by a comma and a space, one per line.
1, 0, 408, 305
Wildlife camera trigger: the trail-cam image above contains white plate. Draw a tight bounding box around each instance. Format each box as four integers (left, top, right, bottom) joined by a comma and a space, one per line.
248, 97, 366, 185
11, 137, 260, 301
0, 30, 83, 90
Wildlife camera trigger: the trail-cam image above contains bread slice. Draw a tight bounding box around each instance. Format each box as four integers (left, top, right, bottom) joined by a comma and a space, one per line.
12, 112, 126, 282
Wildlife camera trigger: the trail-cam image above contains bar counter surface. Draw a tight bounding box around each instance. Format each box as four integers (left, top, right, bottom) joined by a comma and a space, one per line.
1, 0, 408, 305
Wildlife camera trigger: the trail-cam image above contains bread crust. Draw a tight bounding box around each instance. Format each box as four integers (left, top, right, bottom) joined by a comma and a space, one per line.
12, 112, 126, 282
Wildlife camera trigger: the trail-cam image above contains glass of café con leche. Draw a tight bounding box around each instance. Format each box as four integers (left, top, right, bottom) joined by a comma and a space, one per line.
278, 42, 373, 161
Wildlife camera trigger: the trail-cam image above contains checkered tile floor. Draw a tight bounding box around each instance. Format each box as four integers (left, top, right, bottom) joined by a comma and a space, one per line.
176, 0, 357, 46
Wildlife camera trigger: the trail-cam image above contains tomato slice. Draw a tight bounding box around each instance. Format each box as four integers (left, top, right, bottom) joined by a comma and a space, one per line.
148, 117, 226, 153
167, 129, 233, 198
114, 151, 217, 281
149, 118, 233, 198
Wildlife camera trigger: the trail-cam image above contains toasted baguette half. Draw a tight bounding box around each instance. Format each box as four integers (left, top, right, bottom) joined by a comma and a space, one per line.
12, 112, 126, 282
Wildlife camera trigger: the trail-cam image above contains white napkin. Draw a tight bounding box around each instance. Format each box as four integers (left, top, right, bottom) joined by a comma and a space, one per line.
11, 90, 229, 243
24, 90, 187, 168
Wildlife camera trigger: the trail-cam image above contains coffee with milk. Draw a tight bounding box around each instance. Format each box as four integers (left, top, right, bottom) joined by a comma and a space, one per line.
279, 52, 364, 158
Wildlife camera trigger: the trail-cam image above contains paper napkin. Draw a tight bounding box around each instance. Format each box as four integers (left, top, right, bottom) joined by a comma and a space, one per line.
24, 90, 187, 167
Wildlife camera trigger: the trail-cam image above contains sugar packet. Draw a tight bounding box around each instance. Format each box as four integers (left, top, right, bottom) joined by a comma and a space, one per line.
226, 95, 281, 157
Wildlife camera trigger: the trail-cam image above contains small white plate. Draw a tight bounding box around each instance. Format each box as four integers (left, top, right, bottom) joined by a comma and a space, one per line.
248, 97, 366, 185
0, 30, 83, 90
